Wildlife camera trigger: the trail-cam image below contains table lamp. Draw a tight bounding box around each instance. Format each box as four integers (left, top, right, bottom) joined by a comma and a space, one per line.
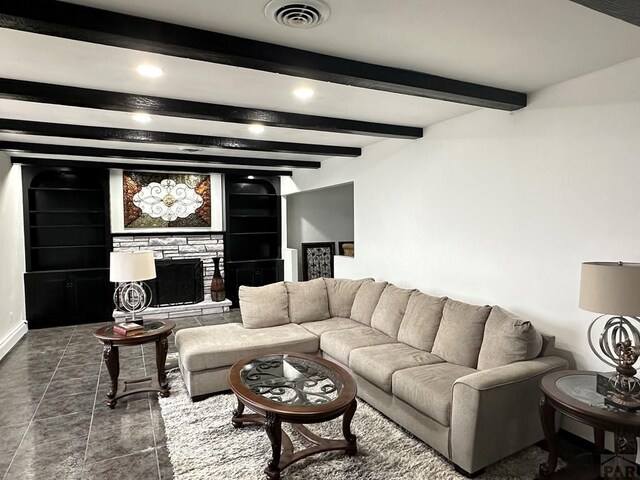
110, 251, 156, 324
579, 261, 640, 410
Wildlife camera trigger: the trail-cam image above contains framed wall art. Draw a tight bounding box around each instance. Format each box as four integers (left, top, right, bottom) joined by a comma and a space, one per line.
301, 242, 335, 281
110, 170, 223, 232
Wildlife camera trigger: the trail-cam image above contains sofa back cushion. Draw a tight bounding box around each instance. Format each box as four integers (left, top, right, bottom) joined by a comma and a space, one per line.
431, 299, 492, 368
285, 278, 330, 324
350, 281, 388, 326
323, 278, 371, 318
370, 284, 414, 338
239, 282, 289, 329
397, 291, 447, 351
477, 306, 544, 370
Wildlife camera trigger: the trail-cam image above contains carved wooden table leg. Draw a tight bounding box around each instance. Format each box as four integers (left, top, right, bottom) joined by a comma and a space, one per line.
264, 412, 282, 480
232, 398, 245, 428
539, 395, 558, 476
342, 398, 358, 455
594, 427, 605, 463
156, 335, 170, 397
103, 342, 119, 409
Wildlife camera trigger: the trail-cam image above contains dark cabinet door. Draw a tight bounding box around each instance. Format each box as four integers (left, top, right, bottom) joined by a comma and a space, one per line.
225, 260, 284, 307
24, 269, 112, 329
73, 270, 113, 323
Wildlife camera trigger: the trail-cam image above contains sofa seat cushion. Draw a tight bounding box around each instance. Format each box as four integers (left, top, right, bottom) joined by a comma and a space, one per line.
320, 326, 396, 365
349, 343, 444, 393
239, 282, 289, 329
370, 284, 414, 338
301, 317, 360, 337
175, 323, 319, 372
324, 278, 371, 318
285, 278, 330, 324
392, 363, 477, 426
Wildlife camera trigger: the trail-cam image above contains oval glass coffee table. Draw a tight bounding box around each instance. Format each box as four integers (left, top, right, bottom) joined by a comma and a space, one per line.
228, 352, 358, 480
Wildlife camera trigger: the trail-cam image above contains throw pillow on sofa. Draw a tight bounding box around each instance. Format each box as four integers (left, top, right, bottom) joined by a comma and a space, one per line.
397, 291, 447, 351
431, 299, 492, 368
239, 282, 289, 329
350, 280, 388, 326
285, 278, 330, 324
371, 284, 415, 338
323, 278, 372, 318
476, 306, 543, 370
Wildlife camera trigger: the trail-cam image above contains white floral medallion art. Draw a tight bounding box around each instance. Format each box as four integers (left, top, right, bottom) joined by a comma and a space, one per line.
133, 179, 204, 222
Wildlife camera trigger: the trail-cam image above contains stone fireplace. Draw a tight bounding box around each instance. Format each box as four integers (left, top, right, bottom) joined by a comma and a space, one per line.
112, 233, 231, 321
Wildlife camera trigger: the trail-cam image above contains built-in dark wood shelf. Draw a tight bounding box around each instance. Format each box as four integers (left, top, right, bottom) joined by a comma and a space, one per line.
32, 245, 106, 249
23, 166, 112, 328
228, 231, 278, 236
229, 193, 278, 197
29, 210, 105, 213
28, 187, 102, 192
229, 214, 277, 218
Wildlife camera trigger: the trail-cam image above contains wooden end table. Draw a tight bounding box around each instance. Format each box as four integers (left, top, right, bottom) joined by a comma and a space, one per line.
228, 352, 358, 480
94, 320, 175, 408
539, 370, 640, 477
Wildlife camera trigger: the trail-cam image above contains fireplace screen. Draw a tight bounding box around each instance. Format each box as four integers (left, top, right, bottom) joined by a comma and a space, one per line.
149, 259, 204, 307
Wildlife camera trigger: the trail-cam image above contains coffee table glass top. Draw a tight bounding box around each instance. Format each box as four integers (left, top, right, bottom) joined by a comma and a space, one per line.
240, 354, 343, 406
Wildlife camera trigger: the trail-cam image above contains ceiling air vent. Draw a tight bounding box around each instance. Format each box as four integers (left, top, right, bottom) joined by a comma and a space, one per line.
265, 0, 331, 29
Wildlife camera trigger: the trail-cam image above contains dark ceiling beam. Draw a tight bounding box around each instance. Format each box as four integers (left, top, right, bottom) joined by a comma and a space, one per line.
11, 156, 292, 177
0, 0, 527, 111
0, 119, 360, 157
0, 78, 422, 140
0, 141, 320, 169
570, 0, 640, 27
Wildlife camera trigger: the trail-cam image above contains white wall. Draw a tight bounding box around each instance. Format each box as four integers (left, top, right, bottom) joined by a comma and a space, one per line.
283, 56, 640, 443
286, 183, 354, 279
0, 154, 27, 358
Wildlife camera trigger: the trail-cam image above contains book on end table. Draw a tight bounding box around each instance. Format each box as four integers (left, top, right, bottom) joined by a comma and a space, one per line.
113, 323, 144, 337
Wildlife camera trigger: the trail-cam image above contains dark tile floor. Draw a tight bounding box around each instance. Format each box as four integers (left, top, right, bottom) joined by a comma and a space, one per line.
0, 309, 604, 480
0, 311, 241, 480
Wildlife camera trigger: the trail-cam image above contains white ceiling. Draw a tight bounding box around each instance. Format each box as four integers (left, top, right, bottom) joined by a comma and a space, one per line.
1, 0, 639, 172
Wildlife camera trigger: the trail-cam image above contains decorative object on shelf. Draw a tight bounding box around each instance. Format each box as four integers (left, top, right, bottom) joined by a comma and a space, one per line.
111, 251, 157, 323
302, 242, 335, 281
579, 261, 640, 411
210, 257, 226, 302
123, 172, 211, 228
339, 241, 354, 257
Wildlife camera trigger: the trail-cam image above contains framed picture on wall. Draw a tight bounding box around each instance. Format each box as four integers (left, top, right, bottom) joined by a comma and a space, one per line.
302, 242, 335, 281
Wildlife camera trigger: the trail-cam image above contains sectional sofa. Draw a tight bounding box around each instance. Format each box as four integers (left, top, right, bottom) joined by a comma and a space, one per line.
175, 278, 567, 476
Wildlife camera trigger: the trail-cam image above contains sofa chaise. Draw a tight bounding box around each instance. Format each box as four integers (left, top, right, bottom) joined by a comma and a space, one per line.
175, 277, 567, 476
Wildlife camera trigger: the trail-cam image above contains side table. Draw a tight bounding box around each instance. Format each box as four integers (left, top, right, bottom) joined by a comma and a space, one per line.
94, 320, 175, 408
539, 370, 640, 477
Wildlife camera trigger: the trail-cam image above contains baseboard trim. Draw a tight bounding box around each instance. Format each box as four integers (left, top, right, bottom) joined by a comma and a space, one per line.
0, 321, 28, 361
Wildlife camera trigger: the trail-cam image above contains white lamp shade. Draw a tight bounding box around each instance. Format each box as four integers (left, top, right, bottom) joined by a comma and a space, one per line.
579, 262, 640, 316
110, 251, 156, 282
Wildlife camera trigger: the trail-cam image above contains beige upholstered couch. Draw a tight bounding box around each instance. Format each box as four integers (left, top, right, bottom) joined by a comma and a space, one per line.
175, 278, 567, 476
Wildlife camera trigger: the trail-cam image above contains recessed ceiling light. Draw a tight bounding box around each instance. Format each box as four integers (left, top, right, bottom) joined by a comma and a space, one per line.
136, 64, 164, 78
247, 175, 255, 180
293, 87, 314, 100
132, 113, 152, 124
248, 124, 265, 134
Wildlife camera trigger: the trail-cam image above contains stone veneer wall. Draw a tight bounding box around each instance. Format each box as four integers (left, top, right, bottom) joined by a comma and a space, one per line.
112, 234, 224, 298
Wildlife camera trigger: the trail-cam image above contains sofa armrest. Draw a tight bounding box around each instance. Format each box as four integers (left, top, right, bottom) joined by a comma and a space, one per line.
455, 356, 568, 391
449, 356, 568, 474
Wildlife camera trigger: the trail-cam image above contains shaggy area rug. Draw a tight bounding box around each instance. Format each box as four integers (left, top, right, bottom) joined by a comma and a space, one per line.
159, 372, 554, 480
